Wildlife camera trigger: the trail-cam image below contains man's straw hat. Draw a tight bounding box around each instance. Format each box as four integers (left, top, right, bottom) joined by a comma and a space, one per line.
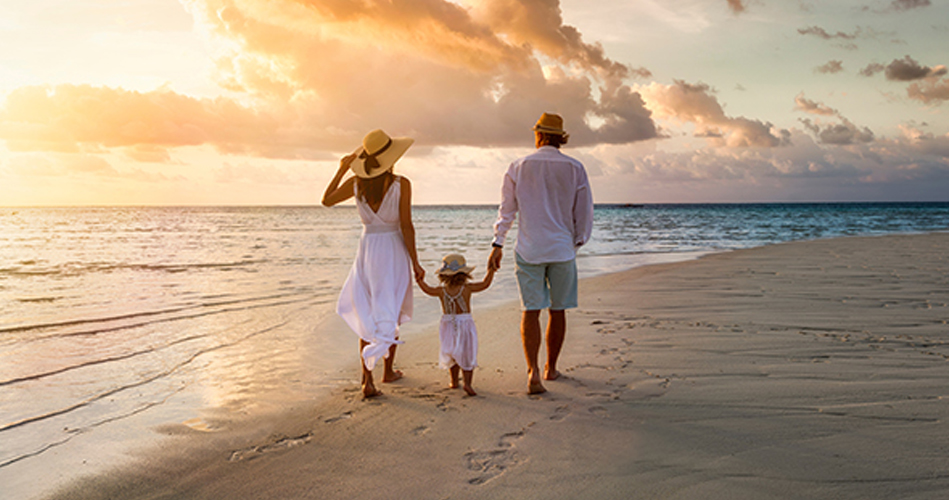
350, 129, 414, 179
532, 112, 567, 136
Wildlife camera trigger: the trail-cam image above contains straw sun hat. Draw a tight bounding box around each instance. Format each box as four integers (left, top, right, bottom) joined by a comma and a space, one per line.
437, 254, 475, 277
350, 129, 414, 179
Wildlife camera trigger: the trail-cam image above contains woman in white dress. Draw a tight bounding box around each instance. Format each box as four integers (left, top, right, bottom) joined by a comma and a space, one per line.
322, 129, 425, 398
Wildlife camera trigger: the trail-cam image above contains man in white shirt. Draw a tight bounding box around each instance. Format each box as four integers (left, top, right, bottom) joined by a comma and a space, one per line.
488, 112, 594, 394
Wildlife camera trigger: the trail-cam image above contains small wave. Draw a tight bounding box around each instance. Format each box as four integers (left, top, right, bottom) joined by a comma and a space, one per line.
15, 296, 61, 303
0, 259, 271, 279
0, 320, 288, 436
0, 291, 312, 339
0, 384, 188, 469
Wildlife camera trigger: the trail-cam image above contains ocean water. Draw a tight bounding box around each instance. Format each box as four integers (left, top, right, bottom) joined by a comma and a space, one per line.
1, 202, 948, 498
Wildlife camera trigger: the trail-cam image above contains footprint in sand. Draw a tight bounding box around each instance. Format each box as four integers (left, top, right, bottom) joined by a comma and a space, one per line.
588, 406, 609, 418
465, 429, 527, 485
550, 405, 570, 421
411, 425, 430, 436
228, 432, 314, 462
323, 411, 352, 424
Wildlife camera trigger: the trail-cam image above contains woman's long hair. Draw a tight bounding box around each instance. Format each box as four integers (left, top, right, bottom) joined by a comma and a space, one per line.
356, 169, 394, 207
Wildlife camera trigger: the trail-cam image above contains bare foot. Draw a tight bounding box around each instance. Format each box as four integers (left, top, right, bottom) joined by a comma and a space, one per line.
528, 380, 547, 395
362, 383, 383, 399
463, 385, 477, 397
382, 369, 403, 383
449, 379, 460, 389
544, 368, 562, 381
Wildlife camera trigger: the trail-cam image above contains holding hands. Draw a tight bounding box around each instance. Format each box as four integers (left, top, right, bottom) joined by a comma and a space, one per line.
487, 246, 502, 272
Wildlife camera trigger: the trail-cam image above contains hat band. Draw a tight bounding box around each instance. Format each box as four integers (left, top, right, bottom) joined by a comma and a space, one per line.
439, 260, 466, 273
534, 125, 565, 135
359, 138, 393, 173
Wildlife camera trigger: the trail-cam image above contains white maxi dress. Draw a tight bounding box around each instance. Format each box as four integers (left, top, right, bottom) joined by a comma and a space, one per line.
336, 177, 413, 370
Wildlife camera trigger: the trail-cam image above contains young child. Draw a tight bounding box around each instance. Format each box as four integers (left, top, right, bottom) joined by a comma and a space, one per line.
416, 253, 495, 396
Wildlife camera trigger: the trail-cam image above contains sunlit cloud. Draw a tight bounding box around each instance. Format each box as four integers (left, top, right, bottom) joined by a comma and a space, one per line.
180, 0, 658, 148
638, 80, 789, 148
0, 0, 659, 162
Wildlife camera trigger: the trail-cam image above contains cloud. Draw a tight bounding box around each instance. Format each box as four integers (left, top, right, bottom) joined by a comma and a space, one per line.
857, 56, 949, 104
859, 62, 886, 77
797, 26, 859, 40
638, 80, 789, 148
879, 56, 947, 81
814, 60, 844, 74
794, 93, 838, 116
797, 25, 862, 50
891, 0, 931, 11
184, 0, 657, 148
800, 118, 875, 145
590, 128, 949, 202
793, 93, 875, 145
726, 0, 747, 14
0, 84, 286, 156
907, 78, 949, 104
1, 0, 659, 158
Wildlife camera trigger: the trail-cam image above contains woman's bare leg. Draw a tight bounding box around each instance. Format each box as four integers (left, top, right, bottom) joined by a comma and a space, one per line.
359, 340, 381, 398
383, 340, 403, 382
462, 369, 476, 396
449, 364, 461, 389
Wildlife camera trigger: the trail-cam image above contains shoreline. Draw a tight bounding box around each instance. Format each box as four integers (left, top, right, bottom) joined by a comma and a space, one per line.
41, 232, 949, 499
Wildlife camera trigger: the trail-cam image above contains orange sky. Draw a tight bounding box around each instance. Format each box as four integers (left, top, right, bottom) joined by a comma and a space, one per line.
2, 0, 949, 205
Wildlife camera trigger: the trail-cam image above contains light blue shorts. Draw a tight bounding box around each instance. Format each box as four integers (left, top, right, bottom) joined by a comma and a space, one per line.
515, 253, 578, 311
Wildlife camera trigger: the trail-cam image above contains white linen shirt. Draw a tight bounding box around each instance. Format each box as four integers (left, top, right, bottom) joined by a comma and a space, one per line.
492, 146, 594, 264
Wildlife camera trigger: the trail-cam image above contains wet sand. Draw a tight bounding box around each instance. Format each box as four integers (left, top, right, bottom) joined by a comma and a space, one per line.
46, 233, 949, 500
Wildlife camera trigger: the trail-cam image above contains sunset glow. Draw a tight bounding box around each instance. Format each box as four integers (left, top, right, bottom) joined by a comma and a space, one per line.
2, 0, 948, 205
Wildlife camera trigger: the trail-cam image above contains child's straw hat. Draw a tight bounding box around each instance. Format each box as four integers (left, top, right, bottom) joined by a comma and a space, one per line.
437, 254, 475, 276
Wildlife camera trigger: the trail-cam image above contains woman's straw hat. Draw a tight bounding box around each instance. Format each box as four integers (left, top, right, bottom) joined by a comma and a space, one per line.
532, 112, 567, 136
437, 254, 475, 276
350, 129, 414, 179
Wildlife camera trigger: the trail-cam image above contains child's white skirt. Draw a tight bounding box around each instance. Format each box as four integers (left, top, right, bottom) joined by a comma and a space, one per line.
439, 313, 478, 371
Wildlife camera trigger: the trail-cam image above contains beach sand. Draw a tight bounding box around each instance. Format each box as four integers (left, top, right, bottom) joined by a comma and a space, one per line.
46, 233, 949, 500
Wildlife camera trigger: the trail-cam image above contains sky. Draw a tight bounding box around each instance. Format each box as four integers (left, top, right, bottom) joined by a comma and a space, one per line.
1, 0, 948, 206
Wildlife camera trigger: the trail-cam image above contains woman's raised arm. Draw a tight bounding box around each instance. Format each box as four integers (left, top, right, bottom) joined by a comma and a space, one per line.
322, 154, 358, 207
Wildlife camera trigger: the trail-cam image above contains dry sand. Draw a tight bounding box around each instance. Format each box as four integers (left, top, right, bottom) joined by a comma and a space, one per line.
47, 233, 949, 500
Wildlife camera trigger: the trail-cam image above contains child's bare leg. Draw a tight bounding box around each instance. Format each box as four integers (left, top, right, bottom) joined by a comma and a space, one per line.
462, 369, 476, 396
383, 340, 403, 382
359, 340, 381, 398
449, 364, 460, 389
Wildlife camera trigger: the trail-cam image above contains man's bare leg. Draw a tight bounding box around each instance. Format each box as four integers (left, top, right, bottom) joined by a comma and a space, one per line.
359, 340, 381, 398
521, 310, 546, 394
545, 309, 566, 380
383, 340, 403, 382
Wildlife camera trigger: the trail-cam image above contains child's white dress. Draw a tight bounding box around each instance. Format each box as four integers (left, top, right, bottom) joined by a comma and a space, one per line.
438, 286, 478, 371
336, 177, 412, 370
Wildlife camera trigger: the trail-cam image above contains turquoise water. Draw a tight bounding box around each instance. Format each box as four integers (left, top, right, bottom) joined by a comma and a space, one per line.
1, 202, 948, 498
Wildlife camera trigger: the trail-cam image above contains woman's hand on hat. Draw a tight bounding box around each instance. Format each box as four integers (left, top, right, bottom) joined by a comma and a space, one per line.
338, 153, 357, 172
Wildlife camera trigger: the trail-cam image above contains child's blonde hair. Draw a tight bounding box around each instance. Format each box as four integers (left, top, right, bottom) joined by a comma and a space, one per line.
438, 272, 471, 288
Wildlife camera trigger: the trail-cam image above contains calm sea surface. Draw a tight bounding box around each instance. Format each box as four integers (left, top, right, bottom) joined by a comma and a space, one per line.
2, 202, 948, 498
